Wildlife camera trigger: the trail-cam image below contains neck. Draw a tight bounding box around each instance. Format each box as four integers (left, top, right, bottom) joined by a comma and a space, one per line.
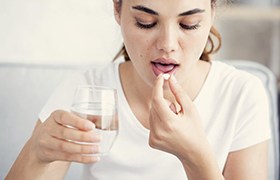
120, 60, 211, 102
118, 60, 211, 128
119, 61, 152, 108
119, 61, 154, 128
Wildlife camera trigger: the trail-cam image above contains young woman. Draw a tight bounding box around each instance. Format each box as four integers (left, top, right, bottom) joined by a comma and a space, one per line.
6, 0, 270, 179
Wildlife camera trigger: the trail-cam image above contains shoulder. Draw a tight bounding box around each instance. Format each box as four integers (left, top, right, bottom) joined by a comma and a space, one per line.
211, 60, 264, 90
212, 62, 271, 151
210, 61, 268, 109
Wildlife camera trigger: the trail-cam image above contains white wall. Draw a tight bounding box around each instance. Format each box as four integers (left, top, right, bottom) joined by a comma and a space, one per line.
233, 0, 279, 6
214, 6, 280, 78
0, 0, 122, 65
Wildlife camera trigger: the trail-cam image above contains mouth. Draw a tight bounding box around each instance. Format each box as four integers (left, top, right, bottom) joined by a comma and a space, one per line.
151, 58, 179, 77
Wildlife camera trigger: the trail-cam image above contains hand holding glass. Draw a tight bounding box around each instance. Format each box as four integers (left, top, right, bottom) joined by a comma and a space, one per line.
71, 85, 118, 156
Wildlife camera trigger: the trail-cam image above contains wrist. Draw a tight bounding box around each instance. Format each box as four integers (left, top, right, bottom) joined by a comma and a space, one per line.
24, 139, 51, 175
5, 139, 51, 180
178, 145, 224, 180
27, 139, 50, 165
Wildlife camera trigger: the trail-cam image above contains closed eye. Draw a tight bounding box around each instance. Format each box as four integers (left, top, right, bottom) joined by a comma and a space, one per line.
180, 23, 200, 30
135, 21, 200, 31
135, 21, 157, 29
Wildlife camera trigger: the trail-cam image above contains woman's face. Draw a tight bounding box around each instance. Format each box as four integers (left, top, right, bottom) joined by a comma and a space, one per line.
114, 0, 215, 86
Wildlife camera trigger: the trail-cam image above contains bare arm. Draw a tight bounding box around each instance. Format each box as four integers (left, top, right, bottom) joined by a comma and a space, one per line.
178, 141, 268, 180
223, 141, 269, 180
6, 120, 71, 180
178, 145, 224, 180
149, 75, 269, 179
6, 110, 101, 180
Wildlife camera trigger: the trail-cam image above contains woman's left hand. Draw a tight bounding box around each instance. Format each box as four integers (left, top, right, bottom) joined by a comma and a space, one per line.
148, 74, 208, 159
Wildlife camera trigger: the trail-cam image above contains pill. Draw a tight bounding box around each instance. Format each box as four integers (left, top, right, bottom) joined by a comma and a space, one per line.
163, 73, 170, 80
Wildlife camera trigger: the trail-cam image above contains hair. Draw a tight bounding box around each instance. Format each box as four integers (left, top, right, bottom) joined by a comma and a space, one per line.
113, 0, 222, 62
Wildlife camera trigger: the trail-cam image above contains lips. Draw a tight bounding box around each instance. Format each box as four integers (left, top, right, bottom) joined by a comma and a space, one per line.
151, 58, 179, 77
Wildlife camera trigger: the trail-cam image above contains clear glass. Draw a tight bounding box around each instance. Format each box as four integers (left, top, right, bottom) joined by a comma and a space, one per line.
71, 85, 118, 156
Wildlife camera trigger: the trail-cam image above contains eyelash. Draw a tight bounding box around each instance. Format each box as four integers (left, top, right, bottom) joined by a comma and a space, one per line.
136, 22, 157, 29
135, 21, 200, 30
179, 23, 200, 30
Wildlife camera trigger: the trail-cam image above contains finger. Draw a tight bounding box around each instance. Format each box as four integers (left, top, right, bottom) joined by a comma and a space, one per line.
52, 110, 95, 131
150, 74, 171, 115
86, 115, 102, 129
152, 74, 164, 99
168, 75, 192, 113
46, 148, 101, 164
38, 134, 100, 163
49, 137, 100, 154
151, 74, 170, 108
50, 124, 101, 143
71, 113, 102, 129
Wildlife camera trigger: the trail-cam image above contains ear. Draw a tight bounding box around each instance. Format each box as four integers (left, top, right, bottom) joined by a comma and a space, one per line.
113, 0, 121, 25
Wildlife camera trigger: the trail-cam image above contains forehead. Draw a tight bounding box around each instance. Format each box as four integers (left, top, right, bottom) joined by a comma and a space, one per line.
123, 0, 210, 15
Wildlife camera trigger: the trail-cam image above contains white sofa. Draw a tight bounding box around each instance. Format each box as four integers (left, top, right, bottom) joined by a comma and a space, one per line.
0, 63, 85, 179
0, 60, 279, 179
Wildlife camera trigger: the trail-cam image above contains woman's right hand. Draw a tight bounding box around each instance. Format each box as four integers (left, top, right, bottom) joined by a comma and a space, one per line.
29, 110, 101, 164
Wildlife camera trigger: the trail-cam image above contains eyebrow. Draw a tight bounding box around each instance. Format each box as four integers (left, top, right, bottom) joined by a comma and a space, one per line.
132, 5, 205, 16
179, 8, 205, 16
132, 5, 158, 15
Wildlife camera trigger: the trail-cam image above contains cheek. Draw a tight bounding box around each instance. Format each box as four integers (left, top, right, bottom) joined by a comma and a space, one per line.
180, 36, 206, 60
123, 28, 151, 59
183, 28, 210, 57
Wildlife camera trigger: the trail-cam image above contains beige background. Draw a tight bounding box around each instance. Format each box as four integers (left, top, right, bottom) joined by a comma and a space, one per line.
0, 1, 279, 82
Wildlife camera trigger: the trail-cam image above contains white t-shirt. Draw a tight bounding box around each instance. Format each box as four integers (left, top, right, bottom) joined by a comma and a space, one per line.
39, 60, 271, 180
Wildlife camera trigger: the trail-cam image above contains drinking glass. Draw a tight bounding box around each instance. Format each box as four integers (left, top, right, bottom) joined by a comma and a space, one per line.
71, 85, 118, 156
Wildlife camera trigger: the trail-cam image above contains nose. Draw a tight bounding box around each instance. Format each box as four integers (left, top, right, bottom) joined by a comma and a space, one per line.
156, 25, 179, 53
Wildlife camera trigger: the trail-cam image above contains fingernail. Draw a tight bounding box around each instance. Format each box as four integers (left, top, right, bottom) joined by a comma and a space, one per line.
86, 122, 95, 130
157, 73, 163, 79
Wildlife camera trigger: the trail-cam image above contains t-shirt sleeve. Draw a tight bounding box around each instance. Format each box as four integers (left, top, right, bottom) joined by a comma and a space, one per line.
38, 72, 88, 122
230, 75, 272, 152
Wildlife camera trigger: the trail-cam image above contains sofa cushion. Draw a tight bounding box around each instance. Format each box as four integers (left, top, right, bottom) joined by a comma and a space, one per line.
0, 63, 87, 179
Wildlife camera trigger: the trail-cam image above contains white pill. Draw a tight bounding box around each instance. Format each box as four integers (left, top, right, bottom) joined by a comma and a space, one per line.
163, 73, 170, 80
